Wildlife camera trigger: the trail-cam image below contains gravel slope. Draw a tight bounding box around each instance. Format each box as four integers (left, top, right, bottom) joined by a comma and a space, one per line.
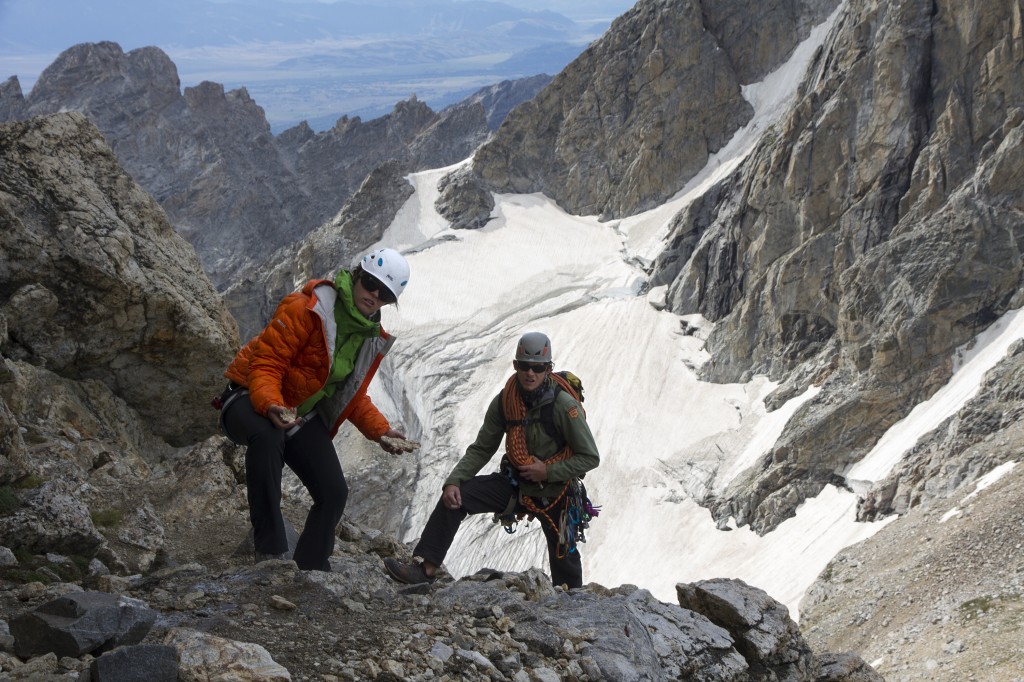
801, 462, 1024, 682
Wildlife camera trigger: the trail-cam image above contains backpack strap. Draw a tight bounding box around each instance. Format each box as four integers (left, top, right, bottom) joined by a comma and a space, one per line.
539, 386, 566, 450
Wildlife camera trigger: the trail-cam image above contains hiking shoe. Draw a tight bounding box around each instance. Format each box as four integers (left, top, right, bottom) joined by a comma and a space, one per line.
384, 557, 435, 585
255, 551, 287, 563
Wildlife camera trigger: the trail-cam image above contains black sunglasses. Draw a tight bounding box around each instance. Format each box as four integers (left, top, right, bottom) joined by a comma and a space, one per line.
514, 361, 550, 374
358, 271, 396, 304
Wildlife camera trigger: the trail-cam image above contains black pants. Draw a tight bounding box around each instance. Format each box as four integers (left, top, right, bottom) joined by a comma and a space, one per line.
413, 472, 583, 588
222, 394, 347, 571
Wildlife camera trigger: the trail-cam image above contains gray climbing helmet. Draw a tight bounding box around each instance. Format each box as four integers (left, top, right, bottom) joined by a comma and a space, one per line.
515, 332, 552, 364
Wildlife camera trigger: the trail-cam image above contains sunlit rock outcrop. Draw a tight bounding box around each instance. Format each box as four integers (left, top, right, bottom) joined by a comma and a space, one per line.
0, 112, 237, 446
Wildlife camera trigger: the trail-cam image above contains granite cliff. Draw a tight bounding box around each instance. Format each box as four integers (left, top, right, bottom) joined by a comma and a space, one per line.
649, 0, 1024, 538
471, 0, 839, 219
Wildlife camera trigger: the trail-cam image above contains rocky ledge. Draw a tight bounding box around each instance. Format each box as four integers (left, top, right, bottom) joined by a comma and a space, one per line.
0, 517, 880, 682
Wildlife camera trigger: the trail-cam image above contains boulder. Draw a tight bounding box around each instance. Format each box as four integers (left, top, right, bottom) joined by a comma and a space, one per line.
164, 628, 291, 682
10, 592, 156, 658
435, 167, 495, 230
0, 481, 104, 556
88, 644, 178, 682
678, 578, 817, 680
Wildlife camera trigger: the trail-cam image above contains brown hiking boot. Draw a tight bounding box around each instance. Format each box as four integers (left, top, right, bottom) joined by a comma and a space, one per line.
384, 557, 435, 585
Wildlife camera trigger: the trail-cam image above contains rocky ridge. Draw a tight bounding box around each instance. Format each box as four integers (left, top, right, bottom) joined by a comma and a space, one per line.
0, 42, 547, 291
0, 513, 883, 682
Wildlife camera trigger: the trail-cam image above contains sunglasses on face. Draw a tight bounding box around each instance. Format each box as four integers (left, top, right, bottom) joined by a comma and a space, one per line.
358, 271, 396, 304
514, 361, 550, 374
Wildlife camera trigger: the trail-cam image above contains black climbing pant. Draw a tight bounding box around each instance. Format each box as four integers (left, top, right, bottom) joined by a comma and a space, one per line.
222, 394, 347, 571
413, 472, 583, 588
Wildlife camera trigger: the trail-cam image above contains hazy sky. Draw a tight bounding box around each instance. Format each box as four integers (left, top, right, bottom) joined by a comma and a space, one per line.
0, 0, 637, 76
0, 0, 637, 126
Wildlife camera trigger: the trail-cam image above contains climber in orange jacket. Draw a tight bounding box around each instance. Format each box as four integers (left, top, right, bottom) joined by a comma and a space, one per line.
219, 247, 412, 571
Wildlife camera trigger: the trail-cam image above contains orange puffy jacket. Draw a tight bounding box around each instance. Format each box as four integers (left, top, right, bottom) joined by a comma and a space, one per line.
225, 279, 394, 439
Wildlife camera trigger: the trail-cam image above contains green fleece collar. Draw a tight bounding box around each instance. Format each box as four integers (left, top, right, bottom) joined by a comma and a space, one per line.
334, 270, 380, 335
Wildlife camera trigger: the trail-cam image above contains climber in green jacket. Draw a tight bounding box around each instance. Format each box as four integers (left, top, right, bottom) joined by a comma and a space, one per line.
385, 332, 599, 588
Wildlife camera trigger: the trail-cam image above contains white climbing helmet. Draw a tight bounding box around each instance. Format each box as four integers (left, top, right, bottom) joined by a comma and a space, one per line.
360, 248, 410, 301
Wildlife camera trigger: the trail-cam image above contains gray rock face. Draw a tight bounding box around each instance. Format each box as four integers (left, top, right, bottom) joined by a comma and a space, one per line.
435, 167, 496, 231
0, 77, 26, 121
457, 74, 553, 132
0, 112, 238, 446
652, 0, 1024, 533
471, 0, 840, 221
0, 354, 182, 573
701, 0, 839, 83
475, 0, 752, 220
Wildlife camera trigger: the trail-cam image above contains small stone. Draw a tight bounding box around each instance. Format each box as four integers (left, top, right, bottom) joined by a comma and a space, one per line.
381, 659, 404, 677
530, 667, 562, 682
580, 656, 602, 679
87, 558, 110, 577
17, 582, 46, 601
429, 641, 454, 662
96, 574, 133, 593
270, 595, 296, 610
361, 659, 380, 678
341, 598, 365, 612
16, 652, 59, 675
457, 648, 497, 671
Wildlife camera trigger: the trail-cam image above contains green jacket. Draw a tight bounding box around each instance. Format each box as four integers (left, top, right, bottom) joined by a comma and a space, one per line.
444, 376, 600, 498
